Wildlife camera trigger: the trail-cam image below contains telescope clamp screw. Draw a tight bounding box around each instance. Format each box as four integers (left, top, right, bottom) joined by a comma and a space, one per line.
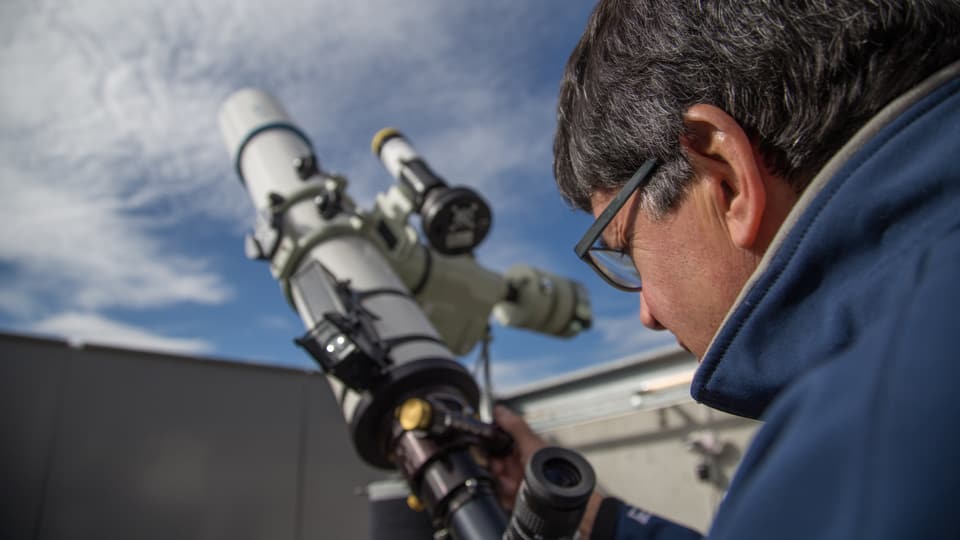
314, 191, 343, 220
294, 154, 320, 180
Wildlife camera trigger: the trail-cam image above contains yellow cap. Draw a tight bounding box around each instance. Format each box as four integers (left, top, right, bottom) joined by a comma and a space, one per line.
371, 127, 403, 156
397, 397, 432, 431
406, 494, 425, 512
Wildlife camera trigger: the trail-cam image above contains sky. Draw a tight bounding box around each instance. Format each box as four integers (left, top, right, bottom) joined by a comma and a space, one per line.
0, 0, 675, 391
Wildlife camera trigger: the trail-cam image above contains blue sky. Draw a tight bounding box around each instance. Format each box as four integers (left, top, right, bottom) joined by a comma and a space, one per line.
0, 0, 674, 390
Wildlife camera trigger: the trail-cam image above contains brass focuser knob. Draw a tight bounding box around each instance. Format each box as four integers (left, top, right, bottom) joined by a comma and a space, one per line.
397, 397, 433, 431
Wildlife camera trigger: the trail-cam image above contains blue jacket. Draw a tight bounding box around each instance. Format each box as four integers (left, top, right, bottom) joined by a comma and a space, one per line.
597, 65, 960, 539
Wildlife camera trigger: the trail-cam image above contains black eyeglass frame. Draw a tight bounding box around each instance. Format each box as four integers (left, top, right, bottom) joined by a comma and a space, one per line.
573, 159, 658, 291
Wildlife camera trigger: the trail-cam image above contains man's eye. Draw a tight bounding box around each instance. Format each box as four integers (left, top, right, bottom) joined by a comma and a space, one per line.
598, 237, 627, 253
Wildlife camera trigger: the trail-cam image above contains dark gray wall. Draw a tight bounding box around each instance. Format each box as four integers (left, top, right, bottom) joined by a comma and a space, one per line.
0, 332, 382, 540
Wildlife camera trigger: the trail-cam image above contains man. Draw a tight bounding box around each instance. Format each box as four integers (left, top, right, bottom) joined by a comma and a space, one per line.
491, 1, 960, 538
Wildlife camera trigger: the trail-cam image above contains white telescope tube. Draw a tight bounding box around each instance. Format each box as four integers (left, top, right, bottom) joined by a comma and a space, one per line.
219, 89, 478, 468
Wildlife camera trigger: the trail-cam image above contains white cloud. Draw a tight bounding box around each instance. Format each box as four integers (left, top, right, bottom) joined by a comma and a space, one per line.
28, 312, 214, 355
593, 312, 677, 356
475, 234, 559, 275
487, 354, 565, 394
257, 313, 299, 333
0, 171, 231, 317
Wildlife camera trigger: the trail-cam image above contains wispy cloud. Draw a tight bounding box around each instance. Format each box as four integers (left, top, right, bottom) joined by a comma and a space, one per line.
487, 354, 566, 394
257, 313, 299, 333
1, 1, 591, 366
476, 235, 559, 275
27, 312, 214, 355
592, 312, 677, 357
0, 171, 231, 318
0, 1, 561, 314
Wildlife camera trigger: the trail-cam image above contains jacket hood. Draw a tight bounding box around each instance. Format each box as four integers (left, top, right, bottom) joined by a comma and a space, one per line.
691, 64, 960, 420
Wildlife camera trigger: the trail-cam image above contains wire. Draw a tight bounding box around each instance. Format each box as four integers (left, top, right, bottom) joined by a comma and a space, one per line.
478, 326, 494, 423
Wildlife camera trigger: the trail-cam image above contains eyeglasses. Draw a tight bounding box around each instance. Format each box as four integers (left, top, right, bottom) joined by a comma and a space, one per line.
573, 159, 658, 291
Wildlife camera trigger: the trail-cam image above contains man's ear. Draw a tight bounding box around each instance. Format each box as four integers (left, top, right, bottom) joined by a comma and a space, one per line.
681, 104, 766, 249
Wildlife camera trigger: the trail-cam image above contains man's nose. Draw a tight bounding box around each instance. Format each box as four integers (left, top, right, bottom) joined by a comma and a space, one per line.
639, 293, 666, 331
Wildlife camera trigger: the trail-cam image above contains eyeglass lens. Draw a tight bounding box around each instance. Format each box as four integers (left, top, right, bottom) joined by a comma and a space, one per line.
588, 248, 642, 289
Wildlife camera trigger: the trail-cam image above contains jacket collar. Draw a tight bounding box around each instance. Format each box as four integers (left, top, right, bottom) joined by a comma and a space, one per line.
691, 60, 960, 419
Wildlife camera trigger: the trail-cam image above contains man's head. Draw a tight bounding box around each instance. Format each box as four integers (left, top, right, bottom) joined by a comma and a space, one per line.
556, 0, 960, 357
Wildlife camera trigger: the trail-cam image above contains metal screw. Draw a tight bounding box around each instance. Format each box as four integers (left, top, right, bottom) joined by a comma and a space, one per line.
294, 155, 319, 179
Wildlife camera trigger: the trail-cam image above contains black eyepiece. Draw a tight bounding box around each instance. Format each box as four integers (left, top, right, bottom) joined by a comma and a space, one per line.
504, 446, 595, 540
542, 457, 582, 488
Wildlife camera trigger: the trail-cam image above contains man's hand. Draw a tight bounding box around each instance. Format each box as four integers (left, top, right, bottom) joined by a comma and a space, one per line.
489, 405, 548, 511
490, 404, 606, 538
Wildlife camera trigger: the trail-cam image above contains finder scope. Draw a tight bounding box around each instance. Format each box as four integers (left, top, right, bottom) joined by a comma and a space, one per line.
373, 128, 492, 255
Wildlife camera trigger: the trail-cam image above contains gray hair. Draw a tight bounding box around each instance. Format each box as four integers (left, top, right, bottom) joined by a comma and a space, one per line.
554, 0, 960, 216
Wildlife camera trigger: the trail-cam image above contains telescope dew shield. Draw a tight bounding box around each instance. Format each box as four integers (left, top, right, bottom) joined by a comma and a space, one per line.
220, 89, 315, 197
373, 128, 492, 255
220, 89, 479, 468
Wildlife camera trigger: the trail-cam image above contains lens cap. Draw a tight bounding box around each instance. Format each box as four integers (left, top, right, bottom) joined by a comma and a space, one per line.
421, 186, 492, 255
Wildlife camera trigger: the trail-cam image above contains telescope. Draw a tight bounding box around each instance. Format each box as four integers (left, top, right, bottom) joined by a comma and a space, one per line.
219, 89, 594, 539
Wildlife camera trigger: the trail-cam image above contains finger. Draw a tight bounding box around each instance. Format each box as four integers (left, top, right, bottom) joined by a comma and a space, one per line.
494, 405, 531, 436
495, 406, 547, 457
499, 478, 518, 504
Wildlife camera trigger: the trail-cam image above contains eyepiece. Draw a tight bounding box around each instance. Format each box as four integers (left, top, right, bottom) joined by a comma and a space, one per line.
542, 457, 582, 488
504, 446, 595, 540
